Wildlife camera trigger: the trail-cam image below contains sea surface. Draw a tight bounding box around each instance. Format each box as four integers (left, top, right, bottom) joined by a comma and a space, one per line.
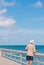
0, 45, 44, 65
0, 45, 44, 53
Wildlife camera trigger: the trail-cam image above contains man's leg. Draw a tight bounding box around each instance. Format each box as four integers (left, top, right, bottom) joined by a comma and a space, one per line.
26, 61, 28, 65
29, 61, 32, 65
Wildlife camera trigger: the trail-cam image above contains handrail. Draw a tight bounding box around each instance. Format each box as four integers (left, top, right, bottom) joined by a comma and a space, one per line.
0, 48, 44, 65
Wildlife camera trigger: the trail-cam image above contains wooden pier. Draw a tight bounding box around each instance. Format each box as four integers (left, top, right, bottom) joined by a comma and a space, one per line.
0, 48, 44, 65
0, 56, 20, 65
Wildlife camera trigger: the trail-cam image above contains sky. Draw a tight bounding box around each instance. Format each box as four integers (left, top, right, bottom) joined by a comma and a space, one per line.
0, 0, 44, 45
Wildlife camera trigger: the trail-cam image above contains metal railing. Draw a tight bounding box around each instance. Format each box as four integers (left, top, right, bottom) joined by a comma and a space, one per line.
0, 48, 44, 65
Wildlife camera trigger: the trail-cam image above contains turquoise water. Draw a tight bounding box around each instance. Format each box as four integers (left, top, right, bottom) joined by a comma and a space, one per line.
0, 45, 44, 65
0, 45, 44, 53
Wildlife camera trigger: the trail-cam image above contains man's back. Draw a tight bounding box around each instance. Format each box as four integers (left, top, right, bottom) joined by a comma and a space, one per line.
26, 44, 36, 56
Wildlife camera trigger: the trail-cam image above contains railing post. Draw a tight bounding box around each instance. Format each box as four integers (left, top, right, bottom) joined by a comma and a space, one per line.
14, 52, 16, 61
20, 53, 22, 65
0, 49, 1, 56
37, 56, 40, 65
10, 52, 12, 59
3, 51, 5, 57
1, 50, 3, 56
4, 51, 6, 58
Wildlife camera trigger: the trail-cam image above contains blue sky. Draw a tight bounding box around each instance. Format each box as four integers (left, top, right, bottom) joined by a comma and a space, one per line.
0, 0, 44, 45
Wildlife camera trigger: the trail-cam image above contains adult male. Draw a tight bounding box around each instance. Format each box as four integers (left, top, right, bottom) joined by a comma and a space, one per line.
25, 39, 36, 65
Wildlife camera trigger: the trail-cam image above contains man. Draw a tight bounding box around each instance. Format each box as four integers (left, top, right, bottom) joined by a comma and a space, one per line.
25, 39, 36, 65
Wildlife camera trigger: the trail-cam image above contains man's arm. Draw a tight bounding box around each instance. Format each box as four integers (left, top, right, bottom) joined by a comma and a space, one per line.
25, 45, 28, 50
34, 46, 36, 53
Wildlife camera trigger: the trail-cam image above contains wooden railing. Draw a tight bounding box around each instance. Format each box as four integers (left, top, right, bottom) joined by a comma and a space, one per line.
0, 48, 44, 65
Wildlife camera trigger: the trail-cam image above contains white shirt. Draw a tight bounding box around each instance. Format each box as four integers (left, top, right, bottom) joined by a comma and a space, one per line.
25, 43, 36, 56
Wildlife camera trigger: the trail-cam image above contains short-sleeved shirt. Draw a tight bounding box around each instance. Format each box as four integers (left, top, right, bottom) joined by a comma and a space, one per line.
25, 43, 36, 56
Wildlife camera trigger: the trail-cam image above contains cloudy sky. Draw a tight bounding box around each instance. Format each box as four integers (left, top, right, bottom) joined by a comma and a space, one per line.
0, 0, 44, 45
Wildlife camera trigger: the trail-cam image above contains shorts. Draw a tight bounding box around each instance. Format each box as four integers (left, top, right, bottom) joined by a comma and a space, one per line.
26, 56, 33, 61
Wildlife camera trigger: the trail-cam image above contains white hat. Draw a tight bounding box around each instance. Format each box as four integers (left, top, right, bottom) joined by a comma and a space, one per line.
30, 39, 35, 44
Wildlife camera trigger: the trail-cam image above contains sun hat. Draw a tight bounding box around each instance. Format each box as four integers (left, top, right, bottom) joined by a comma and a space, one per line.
30, 39, 35, 44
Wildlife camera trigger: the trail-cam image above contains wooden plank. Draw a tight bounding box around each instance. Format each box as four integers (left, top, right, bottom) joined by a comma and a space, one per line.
0, 56, 20, 65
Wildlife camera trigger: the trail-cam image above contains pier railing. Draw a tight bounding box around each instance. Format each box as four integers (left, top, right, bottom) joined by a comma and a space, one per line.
0, 48, 44, 65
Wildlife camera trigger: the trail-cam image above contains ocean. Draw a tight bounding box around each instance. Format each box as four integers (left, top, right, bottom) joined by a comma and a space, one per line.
0, 45, 44, 53
0, 45, 44, 65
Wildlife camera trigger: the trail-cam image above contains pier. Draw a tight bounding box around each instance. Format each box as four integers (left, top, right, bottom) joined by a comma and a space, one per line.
0, 48, 44, 65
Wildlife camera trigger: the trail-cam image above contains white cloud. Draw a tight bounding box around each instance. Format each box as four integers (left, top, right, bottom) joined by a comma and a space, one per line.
34, 1, 43, 8
0, 16, 16, 27
0, 9, 7, 15
30, 1, 43, 8
0, 26, 44, 45
13, 28, 44, 34
0, 0, 15, 6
